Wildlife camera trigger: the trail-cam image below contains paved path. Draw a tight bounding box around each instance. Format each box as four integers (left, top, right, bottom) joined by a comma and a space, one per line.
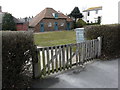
31, 58, 118, 88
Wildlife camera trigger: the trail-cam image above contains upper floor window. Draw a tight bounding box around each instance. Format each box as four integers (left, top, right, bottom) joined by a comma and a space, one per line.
52, 13, 58, 19
88, 12, 90, 16
96, 10, 98, 14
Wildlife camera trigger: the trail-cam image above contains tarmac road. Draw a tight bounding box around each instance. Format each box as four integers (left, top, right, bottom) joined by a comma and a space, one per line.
31, 58, 119, 88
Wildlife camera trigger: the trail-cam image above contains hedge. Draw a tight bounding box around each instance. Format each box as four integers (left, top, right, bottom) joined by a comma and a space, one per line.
84, 24, 120, 58
2, 31, 35, 88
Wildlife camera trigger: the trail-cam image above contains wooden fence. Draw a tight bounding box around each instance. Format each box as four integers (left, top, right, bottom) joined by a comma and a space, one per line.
33, 37, 102, 79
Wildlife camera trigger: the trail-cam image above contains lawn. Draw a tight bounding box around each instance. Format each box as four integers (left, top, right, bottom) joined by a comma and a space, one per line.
34, 31, 76, 47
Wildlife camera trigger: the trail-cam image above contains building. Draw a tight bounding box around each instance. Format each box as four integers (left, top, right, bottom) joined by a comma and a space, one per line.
29, 8, 73, 32
0, 6, 29, 31
83, 0, 119, 25
14, 18, 29, 31
83, 6, 102, 23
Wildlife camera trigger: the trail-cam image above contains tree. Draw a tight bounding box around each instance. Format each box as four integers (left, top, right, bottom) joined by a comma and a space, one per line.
69, 7, 83, 23
76, 19, 87, 28
2, 13, 16, 31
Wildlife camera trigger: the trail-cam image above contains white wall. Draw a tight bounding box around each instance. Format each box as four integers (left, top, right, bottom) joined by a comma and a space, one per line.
82, 9, 102, 23
88, 10, 102, 23
101, 0, 119, 24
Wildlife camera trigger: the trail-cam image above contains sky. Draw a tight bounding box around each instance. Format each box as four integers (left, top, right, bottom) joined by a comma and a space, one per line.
1, 0, 104, 18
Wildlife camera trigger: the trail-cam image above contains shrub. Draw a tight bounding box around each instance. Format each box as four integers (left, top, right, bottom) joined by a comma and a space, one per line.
2, 13, 16, 31
76, 19, 87, 28
84, 24, 120, 58
2, 31, 35, 88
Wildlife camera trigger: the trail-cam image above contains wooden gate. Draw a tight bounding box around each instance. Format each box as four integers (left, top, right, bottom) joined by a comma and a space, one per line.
33, 37, 102, 78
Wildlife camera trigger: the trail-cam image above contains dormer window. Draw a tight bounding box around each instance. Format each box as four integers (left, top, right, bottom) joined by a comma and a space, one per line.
52, 13, 58, 19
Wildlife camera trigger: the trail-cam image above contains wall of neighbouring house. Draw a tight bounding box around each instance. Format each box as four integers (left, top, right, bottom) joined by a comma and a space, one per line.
34, 18, 67, 32
16, 23, 28, 31
43, 18, 66, 31
83, 10, 102, 23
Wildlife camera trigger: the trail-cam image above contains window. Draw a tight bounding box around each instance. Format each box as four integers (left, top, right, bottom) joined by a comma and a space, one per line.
61, 23, 64, 26
96, 10, 98, 14
55, 13, 58, 18
48, 22, 52, 27
52, 13, 58, 19
88, 12, 90, 16
87, 20, 89, 23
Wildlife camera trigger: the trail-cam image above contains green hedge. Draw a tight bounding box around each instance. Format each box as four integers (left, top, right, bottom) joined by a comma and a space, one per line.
2, 31, 35, 88
84, 24, 120, 58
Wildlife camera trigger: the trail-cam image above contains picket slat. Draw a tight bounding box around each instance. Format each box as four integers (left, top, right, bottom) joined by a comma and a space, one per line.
90, 40, 93, 59
93, 40, 95, 58
95, 39, 98, 57
46, 47, 50, 75
76, 44, 78, 66
55, 46, 58, 72
51, 47, 54, 73
78, 43, 81, 65
86, 41, 88, 60
59, 46, 62, 71
62, 45, 65, 70
70, 45, 72, 68
66, 45, 69, 69
84, 42, 87, 61
37, 50, 42, 77
88, 41, 91, 60
42, 48, 46, 76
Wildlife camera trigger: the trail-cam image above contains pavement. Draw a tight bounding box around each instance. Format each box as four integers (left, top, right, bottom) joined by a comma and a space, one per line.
31, 58, 119, 88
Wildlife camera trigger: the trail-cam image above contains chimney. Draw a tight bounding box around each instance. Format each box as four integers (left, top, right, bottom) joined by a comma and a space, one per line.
24, 17, 28, 22
0, 6, 2, 12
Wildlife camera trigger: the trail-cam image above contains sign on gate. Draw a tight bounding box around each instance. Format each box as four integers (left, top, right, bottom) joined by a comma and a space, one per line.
75, 28, 85, 43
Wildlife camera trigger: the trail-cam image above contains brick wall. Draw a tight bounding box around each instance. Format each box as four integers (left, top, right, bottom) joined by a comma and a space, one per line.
16, 23, 28, 31
34, 18, 67, 32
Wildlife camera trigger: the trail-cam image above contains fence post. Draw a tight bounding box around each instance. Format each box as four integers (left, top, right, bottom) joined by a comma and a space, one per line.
97, 37, 102, 57
32, 45, 40, 79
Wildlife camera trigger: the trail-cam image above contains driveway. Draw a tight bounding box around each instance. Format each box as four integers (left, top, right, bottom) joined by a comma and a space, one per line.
31, 58, 118, 88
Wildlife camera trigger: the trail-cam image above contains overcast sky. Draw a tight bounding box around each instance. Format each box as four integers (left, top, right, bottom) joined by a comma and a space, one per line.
0, 0, 104, 18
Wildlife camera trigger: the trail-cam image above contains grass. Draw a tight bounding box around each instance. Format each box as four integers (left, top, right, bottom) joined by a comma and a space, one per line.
34, 30, 76, 47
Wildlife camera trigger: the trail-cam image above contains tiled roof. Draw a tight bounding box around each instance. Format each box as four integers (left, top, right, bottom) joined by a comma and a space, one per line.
29, 8, 72, 27
83, 6, 102, 12
58, 13, 73, 22
13, 18, 22, 24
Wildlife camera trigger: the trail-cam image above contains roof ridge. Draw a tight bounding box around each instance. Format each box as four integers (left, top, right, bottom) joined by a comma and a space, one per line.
83, 6, 102, 12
